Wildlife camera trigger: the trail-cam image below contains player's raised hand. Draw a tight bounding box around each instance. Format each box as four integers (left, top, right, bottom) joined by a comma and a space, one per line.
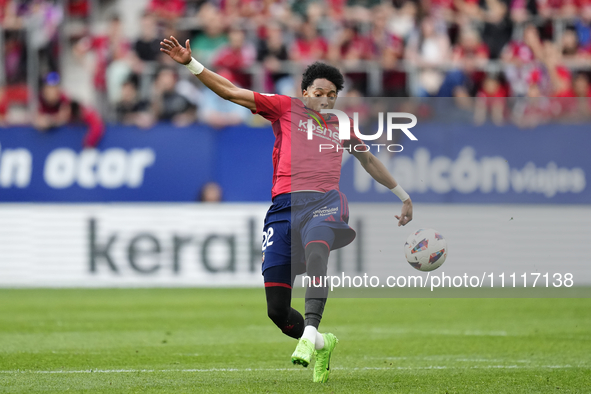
395, 199, 413, 227
160, 36, 192, 65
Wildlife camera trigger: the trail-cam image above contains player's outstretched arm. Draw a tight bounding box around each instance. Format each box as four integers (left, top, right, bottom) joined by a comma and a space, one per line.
353, 150, 413, 227
160, 36, 256, 111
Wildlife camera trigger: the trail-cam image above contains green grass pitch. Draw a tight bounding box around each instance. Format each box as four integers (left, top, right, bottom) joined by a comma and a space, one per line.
0, 288, 590, 393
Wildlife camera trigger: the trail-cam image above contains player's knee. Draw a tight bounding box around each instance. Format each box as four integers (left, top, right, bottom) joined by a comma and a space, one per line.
267, 303, 290, 325
265, 285, 292, 326
305, 242, 329, 277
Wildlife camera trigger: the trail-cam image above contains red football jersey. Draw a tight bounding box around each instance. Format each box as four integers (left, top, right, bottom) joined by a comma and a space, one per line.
251, 92, 364, 199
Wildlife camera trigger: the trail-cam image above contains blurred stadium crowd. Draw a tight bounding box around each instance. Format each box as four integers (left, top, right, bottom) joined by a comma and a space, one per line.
1, 0, 591, 140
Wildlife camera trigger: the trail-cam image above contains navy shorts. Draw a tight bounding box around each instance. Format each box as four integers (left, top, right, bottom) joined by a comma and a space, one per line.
262, 190, 356, 287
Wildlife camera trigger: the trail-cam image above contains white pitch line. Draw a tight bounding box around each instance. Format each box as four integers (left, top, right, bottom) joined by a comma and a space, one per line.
0, 365, 586, 374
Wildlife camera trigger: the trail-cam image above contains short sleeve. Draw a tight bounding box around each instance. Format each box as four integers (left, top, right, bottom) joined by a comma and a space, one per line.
251, 92, 289, 123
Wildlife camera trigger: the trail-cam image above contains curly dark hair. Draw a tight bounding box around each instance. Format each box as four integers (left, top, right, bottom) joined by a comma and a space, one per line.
300, 62, 344, 94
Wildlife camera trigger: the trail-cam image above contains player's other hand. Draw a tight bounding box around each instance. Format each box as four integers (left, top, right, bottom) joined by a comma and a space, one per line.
160, 36, 192, 65
395, 199, 413, 227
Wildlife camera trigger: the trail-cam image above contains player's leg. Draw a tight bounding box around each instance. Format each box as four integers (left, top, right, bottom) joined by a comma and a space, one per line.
291, 227, 337, 371
302, 226, 334, 339
264, 265, 304, 340
296, 190, 355, 381
304, 229, 339, 382
262, 215, 307, 340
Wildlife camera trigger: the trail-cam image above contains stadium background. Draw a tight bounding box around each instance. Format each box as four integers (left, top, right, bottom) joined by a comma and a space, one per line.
1, 2, 591, 393
0, 0, 590, 287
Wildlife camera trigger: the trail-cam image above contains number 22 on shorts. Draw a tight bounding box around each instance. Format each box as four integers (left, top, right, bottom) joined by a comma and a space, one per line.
262, 227, 274, 251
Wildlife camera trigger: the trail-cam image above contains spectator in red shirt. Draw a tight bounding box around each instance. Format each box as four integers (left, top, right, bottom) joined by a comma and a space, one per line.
512, 82, 555, 128
212, 27, 256, 88
461, 28, 489, 61
453, 28, 490, 65
74, 15, 131, 102
329, 23, 374, 65
147, 0, 186, 22
0, 84, 7, 126
573, 72, 591, 96
35, 72, 71, 131
0, 0, 9, 22
290, 20, 329, 63
326, 0, 346, 22
541, 41, 576, 97
501, 24, 538, 96
551, 67, 575, 97
68, 0, 90, 18
475, 74, 507, 125
533, 40, 578, 118
34, 72, 104, 147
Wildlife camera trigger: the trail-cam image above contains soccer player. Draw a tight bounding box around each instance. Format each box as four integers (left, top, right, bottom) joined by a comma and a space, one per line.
160, 36, 413, 383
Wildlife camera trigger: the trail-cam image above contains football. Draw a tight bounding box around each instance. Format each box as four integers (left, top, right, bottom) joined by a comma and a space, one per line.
404, 228, 448, 272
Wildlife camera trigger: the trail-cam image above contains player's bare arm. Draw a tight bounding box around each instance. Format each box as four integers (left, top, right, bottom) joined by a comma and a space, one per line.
160, 36, 256, 111
353, 149, 413, 227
